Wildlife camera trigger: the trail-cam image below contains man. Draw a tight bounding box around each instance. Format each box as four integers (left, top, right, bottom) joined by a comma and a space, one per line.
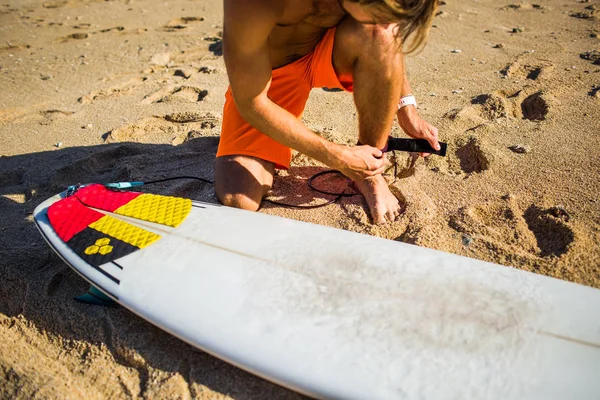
215, 0, 440, 224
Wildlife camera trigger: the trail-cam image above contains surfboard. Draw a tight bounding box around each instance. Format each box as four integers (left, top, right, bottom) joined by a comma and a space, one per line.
33, 184, 600, 400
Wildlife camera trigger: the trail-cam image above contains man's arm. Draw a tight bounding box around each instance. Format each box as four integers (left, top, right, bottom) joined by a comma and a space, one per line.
396, 68, 440, 155
223, 0, 387, 179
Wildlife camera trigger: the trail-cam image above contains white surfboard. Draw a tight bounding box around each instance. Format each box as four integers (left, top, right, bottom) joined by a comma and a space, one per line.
33, 184, 600, 400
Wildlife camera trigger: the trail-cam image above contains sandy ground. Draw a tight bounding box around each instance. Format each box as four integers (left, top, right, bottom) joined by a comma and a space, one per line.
1, 0, 599, 398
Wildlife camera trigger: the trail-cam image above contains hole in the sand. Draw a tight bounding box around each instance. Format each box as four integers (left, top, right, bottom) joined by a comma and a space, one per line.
526, 68, 542, 80
470, 94, 489, 105
523, 205, 574, 257
208, 40, 223, 56
521, 92, 549, 121
456, 138, 490, 174
161, 25, 187, 32
67, 33, 88, 40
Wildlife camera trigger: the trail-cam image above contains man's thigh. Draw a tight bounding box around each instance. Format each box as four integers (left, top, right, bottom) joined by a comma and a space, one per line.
214, 155, 275, 210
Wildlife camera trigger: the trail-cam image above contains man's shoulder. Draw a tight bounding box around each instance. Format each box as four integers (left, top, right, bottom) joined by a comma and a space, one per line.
225, 0, 312, 26
224, 0, 286, 19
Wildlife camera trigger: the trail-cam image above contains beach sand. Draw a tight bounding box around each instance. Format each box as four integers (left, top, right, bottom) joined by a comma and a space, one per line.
1, 0, 599, 398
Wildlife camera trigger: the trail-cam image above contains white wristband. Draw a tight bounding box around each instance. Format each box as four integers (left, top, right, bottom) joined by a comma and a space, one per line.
398, 95, 417, 110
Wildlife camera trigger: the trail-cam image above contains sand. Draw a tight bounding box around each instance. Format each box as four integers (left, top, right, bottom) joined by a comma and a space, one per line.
0, 0, 599, 398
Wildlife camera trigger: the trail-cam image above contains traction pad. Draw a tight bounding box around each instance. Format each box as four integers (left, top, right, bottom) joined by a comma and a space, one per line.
74, 184, 192, 228
47, 184, 191, 267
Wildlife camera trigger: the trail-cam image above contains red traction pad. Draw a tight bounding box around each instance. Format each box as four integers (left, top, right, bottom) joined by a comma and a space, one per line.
74, 184, 141, 212
48, 195, 105, 242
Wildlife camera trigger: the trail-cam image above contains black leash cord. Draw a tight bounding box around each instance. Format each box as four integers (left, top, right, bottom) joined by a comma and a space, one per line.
102, 150, 403, 210
130, 172, 360, 210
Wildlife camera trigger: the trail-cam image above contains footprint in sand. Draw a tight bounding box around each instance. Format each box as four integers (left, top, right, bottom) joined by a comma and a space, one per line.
0, 43, 31, 52
164, 111, 219, 127
519, 91, 551, 121
523, 205, 575, 257
447, 197, 541, 265
470, 91, 514, 120
443, 90, 518, 128
160, 16, 205, 32
439, 88, 553, 176
39, 109, 75, 125
79, 77, 147, 104
452, 134, 493, 175
445, 88, 553, 124
0, 108, 75, 125
448, 197, 575, 262
141, 86, 208, 104
500, 56, 554, 81
570, 4, 600, 21
106, 113, 220, 145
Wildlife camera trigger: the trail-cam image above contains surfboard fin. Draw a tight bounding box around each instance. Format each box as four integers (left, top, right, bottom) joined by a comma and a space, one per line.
75, 285, 116, 307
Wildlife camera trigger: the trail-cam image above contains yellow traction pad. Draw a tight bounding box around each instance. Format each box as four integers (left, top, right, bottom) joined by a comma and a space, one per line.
90, 215, 160, 249
114, 193, 191, 228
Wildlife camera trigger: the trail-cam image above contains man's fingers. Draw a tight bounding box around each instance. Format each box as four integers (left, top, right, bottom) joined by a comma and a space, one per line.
366, 157, 388, 176
426, 126, 441, 151
372, 164, 388, 176
371, 147, 384, 159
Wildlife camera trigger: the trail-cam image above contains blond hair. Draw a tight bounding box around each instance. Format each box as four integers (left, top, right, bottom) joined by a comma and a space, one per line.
348, 0, 438, 53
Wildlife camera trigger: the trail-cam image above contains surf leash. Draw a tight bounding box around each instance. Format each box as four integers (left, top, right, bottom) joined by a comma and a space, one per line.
67, 138, 447, 210
386, 138, 447, 156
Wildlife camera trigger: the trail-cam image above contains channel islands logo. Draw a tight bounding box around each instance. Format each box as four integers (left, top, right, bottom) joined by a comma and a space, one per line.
84, 238, 113, 256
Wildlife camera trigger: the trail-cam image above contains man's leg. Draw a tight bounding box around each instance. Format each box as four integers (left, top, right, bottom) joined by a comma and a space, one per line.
332, 18, 404, 224
215, 155, 275, 211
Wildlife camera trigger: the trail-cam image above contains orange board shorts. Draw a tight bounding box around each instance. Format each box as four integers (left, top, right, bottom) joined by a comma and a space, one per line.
216, 28, 353, 169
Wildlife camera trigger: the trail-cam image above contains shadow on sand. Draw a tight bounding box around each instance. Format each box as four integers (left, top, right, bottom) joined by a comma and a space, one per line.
0, 137, 311, 399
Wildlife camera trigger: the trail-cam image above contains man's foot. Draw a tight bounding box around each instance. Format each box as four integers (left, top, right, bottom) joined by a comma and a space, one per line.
353, 174, 401, 224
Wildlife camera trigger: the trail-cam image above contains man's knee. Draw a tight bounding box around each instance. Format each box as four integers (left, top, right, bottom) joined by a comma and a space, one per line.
214, 155, 274, 212
217, 191, 261, 212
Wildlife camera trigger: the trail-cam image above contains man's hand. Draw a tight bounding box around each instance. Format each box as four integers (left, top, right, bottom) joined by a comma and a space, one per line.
397, 106, 440, 157
333, 144, 389, 182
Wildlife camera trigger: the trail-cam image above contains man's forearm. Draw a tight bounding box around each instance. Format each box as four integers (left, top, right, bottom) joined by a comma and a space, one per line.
397, 65, 419, 121
401, 72, 413, 99
237, 96, 343, 168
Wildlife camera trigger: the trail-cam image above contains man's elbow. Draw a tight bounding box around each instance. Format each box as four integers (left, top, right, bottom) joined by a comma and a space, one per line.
231, 92, 267, 122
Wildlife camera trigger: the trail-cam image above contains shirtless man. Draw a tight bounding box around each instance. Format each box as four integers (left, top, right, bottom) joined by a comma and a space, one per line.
215, 0, 440, 224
